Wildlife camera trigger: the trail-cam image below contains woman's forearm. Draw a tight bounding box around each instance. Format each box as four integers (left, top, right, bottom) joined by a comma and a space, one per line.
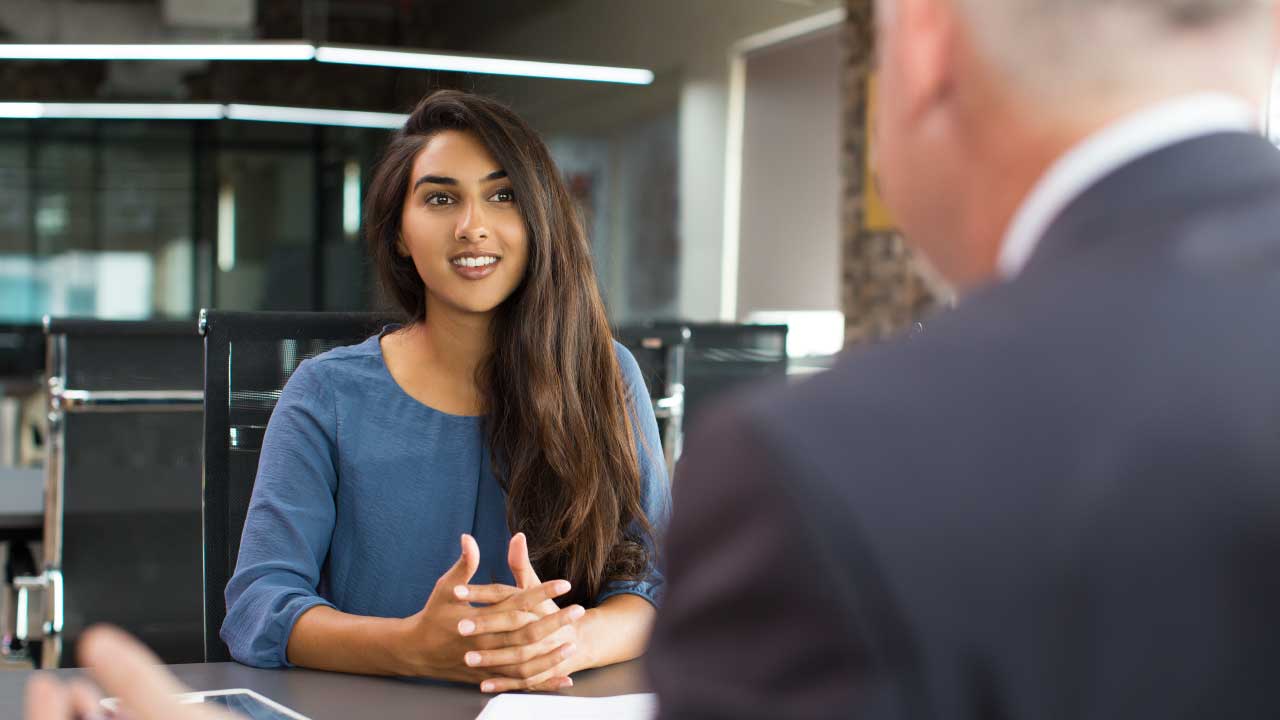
578, 594, 656, 669
286, 605, 413, 676
283, 588, 655, 681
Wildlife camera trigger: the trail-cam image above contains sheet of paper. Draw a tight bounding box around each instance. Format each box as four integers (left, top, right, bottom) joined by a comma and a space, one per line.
475, 692, 657, 720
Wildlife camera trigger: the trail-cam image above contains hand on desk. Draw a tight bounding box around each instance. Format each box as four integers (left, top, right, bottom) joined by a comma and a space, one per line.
455, 532, 589, 693
25, 625, 232, 720
398, 533, 584, 690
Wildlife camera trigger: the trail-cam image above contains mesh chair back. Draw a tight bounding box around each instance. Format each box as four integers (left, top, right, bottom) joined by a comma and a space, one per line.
654, 322, 789, 430
40, 319, 204, 668
199, 311, 397, 662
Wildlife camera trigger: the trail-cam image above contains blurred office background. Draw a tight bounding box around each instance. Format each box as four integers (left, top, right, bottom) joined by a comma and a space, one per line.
0, 0, 905, 666
10, 0, 1277, 669
0, 0, 870, 328
1, 0, 1276, 670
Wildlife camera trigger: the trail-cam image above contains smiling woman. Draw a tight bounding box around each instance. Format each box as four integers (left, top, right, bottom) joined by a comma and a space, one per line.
394, 129, 530, 316
220, 91, 668, 694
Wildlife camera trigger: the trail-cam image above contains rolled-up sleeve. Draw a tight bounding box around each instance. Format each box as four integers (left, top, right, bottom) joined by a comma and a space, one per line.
221, 359, 339, 668
596, 342, 672, 608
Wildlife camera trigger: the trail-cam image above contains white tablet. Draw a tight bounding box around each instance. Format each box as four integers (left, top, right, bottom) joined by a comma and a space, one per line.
101, 687, 312, 720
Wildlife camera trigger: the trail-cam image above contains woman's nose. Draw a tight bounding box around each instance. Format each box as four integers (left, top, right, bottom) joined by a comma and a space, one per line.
456, 201, 490, 243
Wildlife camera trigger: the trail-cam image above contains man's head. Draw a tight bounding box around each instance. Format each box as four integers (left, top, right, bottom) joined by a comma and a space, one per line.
871, 0, 1277, 291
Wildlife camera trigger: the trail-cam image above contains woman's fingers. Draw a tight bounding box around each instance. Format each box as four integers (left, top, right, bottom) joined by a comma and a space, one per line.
520, 659, 579, 692
507, 533, 542, 589
502, 604, 583, 648
464, 579, 570, 613
475, 641, 577, 690
466, 602, 583, 649
481, 673, 574, 694
453, 582, 521, 604
525, 675, 575, 692
455, 581, 561, 619
458, 608, 540, 636
434, 534, 481, 605
463, 619, 578, 668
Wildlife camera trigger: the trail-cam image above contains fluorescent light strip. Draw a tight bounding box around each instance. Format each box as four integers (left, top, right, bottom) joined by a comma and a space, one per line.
0, 42, 654, 85
0, 102, 405, 128
226, 103, 407, 128
0, 43, 315, 61
41, 103, 224, 120
316, 45, 654, 85
0, 102, 42, 118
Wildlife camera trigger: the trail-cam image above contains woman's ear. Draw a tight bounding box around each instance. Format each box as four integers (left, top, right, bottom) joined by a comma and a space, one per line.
395, 233, 409, 257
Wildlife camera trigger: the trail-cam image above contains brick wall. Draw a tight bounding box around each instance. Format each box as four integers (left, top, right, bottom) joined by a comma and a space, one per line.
840, 0, 941, 346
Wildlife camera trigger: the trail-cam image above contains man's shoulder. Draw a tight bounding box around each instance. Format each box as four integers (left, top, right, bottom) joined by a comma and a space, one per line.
738, 291, 1029, 437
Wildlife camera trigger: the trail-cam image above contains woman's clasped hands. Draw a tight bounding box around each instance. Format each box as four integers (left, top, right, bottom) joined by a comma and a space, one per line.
396, 532, 591, 692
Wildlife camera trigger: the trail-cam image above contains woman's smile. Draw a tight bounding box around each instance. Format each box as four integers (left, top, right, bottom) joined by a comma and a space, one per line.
450, 252, 502, 280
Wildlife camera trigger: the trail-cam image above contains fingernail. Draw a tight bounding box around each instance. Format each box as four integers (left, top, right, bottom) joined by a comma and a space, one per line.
553, 580, 571, 594
466, 651, 482, 666
569, 605, 585, 620
481, 681, 495, 693
559, 677, 574, 689
458, 619, 476, 635
454, 585, 470, 599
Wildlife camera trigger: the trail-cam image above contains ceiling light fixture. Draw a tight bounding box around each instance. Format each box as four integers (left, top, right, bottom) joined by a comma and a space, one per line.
0, 42, 655, 85
0, 102, 404, 128
315, 45, 655, 85
225, 103, 407, 128
0, 43, 316, 61
0, 102, 224, 120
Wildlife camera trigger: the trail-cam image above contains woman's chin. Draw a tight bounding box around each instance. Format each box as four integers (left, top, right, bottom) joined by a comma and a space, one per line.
437, 295, 508, 317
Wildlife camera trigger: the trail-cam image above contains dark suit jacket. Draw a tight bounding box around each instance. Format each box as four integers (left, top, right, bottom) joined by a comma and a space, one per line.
649, 132, 1280, 719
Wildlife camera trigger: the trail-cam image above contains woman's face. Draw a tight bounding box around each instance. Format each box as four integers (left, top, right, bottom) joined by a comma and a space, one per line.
398, 130, 530, 317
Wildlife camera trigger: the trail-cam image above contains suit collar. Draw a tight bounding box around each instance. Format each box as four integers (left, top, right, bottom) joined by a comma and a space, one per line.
998, 94, 1257, 279
1018, 131, 1280, 278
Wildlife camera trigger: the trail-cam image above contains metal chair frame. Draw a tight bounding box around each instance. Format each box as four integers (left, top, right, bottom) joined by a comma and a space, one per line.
16, 318, 202, 668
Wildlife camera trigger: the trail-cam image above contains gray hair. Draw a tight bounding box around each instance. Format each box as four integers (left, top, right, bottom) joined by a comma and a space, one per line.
953, 0, 1273, 111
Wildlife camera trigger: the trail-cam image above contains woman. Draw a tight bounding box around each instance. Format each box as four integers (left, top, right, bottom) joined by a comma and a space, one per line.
221, 90, 668, 693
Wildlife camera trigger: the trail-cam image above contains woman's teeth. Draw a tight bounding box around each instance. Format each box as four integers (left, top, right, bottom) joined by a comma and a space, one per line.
452, 256, 498, 268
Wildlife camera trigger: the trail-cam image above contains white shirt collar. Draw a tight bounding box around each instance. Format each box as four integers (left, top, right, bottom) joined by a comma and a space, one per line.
997, 93, 1258, 279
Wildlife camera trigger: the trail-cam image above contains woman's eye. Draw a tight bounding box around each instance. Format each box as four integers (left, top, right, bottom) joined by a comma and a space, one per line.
425, 193, 454, 206
490, 188, 516, 203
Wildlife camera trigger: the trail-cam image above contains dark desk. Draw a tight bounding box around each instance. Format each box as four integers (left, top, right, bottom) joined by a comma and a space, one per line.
2, 659, 650, 719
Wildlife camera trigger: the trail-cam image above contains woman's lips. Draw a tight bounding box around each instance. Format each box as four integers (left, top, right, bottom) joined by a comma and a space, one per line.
450, 257, 500, 280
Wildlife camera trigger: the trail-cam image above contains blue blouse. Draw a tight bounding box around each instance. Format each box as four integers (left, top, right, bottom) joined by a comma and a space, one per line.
221, 329, 670, 668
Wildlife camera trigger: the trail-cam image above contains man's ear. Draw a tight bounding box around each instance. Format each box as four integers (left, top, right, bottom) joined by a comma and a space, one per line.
897, 0, 959, 124
1272, 1, 1280, 66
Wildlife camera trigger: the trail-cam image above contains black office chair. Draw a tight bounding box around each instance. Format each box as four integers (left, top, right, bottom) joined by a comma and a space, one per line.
15, 318, 205, 668
653, 322, 789, 431
615, 324, 690, 480
199, 310, 398, 662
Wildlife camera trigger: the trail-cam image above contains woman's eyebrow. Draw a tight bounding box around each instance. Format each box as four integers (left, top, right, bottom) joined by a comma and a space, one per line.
412, 169, 507, 191
413, 174, 456, 190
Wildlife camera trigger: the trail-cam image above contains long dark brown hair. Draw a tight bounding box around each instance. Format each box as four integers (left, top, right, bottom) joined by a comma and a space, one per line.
365, 90, 652, 606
